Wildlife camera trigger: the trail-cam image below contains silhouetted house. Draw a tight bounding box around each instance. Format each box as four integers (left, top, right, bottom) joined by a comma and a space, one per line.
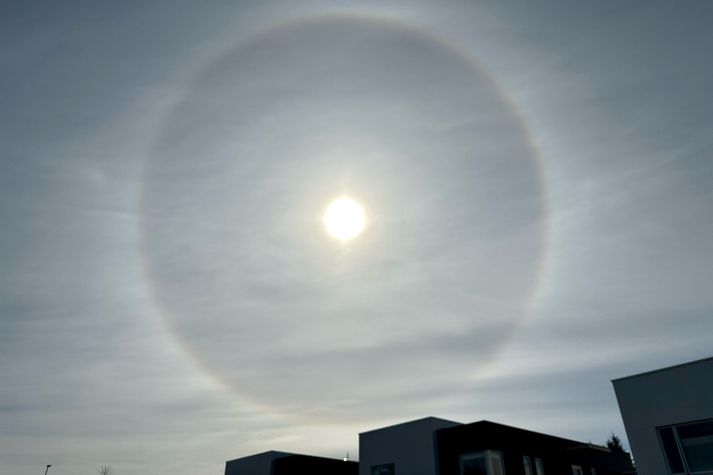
224, 450, 358, 475
226, 417, 634, 475
436, 421, 633, 475
359, 417, 461, 475
360, 417, 633, 475
613, 356, 713, 474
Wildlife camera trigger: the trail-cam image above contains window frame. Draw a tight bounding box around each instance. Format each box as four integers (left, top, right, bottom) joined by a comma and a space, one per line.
489, 451, 505, 475
657, 419, 713, 475
523, 456, 533, 475
371, 462, 395, 475
459, 450, 506, 475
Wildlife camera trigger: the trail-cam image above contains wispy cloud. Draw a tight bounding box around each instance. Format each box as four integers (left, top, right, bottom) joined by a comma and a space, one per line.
1, 2, 712, 475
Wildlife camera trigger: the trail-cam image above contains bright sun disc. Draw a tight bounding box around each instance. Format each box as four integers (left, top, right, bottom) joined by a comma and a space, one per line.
323, 197, 366, 241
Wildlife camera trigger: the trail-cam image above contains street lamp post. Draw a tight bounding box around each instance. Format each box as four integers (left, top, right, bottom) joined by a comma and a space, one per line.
44, 465, 51, 475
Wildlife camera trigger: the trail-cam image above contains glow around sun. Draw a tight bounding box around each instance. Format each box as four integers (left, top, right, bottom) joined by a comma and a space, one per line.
323, 197, 366, 241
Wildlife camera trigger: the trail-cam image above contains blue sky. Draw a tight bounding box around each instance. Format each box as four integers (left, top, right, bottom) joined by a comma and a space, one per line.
1, 2, 712, 475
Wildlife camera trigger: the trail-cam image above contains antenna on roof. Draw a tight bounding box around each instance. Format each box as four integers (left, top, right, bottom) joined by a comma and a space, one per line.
343, 451, 349, 462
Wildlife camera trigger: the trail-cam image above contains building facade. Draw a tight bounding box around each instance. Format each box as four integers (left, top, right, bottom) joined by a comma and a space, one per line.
435, 421, 632, 475
359, 417, 462, 475
224, 450, 358, 475
225, 417, 634, 475
359, 417, 632, 475
613, 356, 713, 475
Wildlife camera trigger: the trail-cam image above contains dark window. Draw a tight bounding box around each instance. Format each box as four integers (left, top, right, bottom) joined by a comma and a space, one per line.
371, 463, 395, 475
676, 420, 713, 472
460, 451, 505, 475
462, 455, 487, 475
523, 456, 533, 475
659, 426, 686, 473
658, 420, 713, 474
489, 451, 505, 475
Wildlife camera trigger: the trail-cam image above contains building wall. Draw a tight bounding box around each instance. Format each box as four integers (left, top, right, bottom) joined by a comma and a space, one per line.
613, 357, 713, 474
359, 417, 461, 475
435, 421, 632, 475
224, 451, 292, 475
273, 454, 358, 475
226, 451, 357, 475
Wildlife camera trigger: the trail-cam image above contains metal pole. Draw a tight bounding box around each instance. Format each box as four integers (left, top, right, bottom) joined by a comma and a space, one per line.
44, 465, 51, 475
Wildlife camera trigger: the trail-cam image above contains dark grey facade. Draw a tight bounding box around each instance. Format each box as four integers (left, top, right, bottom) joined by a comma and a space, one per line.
225, 450, 358, 475
359, 417, 461, 475
613, 356, 713, 475
226, 417, 635, 475
358, 417, 632, 475
225, 451, 292, 475
436, 421, 633, 475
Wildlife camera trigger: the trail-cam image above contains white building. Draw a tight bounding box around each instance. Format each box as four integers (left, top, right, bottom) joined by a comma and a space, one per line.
612, 356, 713, 474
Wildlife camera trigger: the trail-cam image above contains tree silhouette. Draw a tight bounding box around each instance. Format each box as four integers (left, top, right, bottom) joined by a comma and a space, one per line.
98, 465, 113, 475
606, 433, 625, 453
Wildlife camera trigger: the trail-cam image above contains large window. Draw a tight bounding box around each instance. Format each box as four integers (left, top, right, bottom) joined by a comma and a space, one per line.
534, 458, 545, 475
658, 419, 713, 474
523, 456, 533, 475
371, 463, 395, 475
571, 465, 584, 475
460, 451, 505, 475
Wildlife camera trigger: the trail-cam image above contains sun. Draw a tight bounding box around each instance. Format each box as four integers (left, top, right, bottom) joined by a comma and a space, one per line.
323, 197, 366, 241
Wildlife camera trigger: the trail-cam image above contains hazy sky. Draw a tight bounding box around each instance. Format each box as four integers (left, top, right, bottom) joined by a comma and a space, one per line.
1, 2, 712, 475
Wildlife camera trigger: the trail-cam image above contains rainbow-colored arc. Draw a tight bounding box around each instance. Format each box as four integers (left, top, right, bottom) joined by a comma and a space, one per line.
137, 11, 549, 422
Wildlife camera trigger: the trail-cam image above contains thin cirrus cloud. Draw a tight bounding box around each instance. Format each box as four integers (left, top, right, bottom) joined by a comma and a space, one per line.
1, 2, 712, 475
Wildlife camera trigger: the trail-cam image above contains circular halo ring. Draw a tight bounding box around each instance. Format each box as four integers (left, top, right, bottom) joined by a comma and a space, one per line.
137, 12, 550, 421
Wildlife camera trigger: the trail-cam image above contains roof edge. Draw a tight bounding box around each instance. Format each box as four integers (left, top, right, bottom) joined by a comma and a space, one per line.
445, 420, 591, 448
225, 450, 295, 463
359, 416, 462, 435
612, 355, 713, 383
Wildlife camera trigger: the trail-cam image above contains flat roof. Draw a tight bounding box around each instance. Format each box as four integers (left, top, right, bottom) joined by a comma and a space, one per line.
359, 416, 461, 435
226, 450, 294, 463
442, 419, 595, 449
227, 451, 356, 464
612, 355, 713, 382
